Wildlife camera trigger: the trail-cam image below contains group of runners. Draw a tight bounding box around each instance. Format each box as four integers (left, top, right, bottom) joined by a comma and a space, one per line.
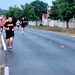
0, 17, 27, 51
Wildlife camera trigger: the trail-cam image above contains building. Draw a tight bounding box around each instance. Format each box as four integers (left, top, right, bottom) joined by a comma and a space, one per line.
42, 12, 51, 26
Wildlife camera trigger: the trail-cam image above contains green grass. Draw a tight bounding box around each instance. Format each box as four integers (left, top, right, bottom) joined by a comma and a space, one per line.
27, 25, 75, 36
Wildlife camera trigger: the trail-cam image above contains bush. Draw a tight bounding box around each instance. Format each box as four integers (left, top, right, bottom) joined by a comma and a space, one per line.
40, 24, 42, 26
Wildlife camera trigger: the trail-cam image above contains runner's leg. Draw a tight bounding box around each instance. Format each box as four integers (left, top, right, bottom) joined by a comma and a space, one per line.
9, 37, 14, 48
6, 38, 10, 48
18, 26, 19, 30
1, 26, 3, 32
0, 27, 1, 32
22, 27, 24, 33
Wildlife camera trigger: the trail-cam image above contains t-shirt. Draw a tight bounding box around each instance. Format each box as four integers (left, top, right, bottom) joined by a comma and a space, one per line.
21, 19, 27, 26
4, 21, 16, 33
0, 20, 4, 26
16, 20, 20, 26
21, 20, 26, 25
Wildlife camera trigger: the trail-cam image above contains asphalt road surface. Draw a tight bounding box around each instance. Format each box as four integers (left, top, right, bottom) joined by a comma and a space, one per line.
1, 28, 75, 75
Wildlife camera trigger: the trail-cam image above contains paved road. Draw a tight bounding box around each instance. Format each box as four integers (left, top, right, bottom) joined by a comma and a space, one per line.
2, 28, 75, 75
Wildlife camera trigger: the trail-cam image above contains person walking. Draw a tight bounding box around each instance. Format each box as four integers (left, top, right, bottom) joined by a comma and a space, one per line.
4, 17, 16, 51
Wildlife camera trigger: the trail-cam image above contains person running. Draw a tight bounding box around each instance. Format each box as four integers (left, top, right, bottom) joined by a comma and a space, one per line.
16, 20, 20, 30
0, 18, 4, 32
21, 17, 27, 34
4, 17, 16, 51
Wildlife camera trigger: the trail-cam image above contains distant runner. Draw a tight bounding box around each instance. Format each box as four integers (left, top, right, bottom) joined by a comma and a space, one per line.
0, 18, 4, 32
4, 17, 16, 51
21, 17, 27, 34
16, 20, 20, 30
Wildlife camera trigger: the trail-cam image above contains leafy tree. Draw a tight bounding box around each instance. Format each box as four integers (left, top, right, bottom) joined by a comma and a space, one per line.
57, 0, 75, 28
0, 8, 6, 16
21, 4, 36, 20
4, 0, 49, 26
49, 1, 60, 20
4, 6, 22, 22
30, 0, 48, 20
21, 3, 40, 26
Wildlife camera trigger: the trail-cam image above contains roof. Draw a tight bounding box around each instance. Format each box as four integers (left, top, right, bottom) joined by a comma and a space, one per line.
43, 14, 47, 18
47, 11, 51, 17
43, 12, 51, 19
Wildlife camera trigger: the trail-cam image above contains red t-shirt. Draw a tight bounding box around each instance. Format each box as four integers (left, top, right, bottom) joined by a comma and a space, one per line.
0, 20, 4, 26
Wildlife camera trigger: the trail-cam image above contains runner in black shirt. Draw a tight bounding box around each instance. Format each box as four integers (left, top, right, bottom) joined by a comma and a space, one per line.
21, 17, 27, 34
4, 17, 16, 51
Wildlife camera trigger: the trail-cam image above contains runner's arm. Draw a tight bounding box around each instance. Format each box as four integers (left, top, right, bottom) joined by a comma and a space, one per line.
4, 26, 9, 30
12, 26, 16, 31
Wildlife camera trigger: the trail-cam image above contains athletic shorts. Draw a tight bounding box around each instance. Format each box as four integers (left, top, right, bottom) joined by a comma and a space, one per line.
21, 24, 26, 28
17, 25, 19, 27
0, 26, 3, 28
6, 32, 14, 39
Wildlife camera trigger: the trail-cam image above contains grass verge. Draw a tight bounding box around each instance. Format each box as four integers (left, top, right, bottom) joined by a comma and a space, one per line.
27, 26, 75, 37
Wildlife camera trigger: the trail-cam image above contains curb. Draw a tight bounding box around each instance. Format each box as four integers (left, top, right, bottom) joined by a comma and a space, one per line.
1, 34, 6, 51
4, 66, 9, 75
0, 33, 9, 75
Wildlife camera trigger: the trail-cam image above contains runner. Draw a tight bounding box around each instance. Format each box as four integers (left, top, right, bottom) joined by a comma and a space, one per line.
0, 18, 4, 32
16, 20, 20, 30
21, 17, 27, 34
4, 17, 16, 51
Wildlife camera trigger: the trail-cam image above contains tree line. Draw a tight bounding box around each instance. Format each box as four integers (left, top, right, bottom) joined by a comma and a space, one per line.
49, 0, 75, 28
0, 0, 75, 28
2, 0, 48, 22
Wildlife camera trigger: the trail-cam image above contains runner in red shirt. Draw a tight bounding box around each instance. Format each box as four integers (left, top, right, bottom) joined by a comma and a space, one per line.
0, 18, 4, 32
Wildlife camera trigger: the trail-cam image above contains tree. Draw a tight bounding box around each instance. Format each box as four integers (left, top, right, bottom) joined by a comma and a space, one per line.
21, 3, 40, 26
57, 0, 75, 28
30, 0, 48, 20
21, 4, 36, 20
4, 0, 49, 26
49, 1, 60, 20
4, 6, 22, 22
0, 8, 6, 16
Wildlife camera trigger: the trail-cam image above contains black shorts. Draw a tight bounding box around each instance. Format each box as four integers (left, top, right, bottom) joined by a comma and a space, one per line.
0, 26, 3, 28
21, 25, 25, 28
17, 25, 19, 27
21, 24, 26, 28
6, 32, 14, 39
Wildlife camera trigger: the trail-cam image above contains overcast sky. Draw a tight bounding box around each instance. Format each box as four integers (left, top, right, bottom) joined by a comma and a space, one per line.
0, 0, 54, 10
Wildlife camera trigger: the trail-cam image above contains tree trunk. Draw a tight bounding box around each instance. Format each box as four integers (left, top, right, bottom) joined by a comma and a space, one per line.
36, 21, 37, 26
66, 21, 69, 29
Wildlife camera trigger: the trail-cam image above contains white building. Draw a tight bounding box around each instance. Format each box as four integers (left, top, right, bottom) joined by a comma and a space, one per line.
42, 14, 48, 26
42, 12, 51, 26
28, 21, 42, 26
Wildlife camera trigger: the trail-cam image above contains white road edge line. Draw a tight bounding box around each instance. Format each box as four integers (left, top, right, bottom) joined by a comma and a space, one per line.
1, 34, 9, 75
49, 41, 52, 42
1, 34, 7, 51
61, 45, 64, 48
4, 66, 9, 75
